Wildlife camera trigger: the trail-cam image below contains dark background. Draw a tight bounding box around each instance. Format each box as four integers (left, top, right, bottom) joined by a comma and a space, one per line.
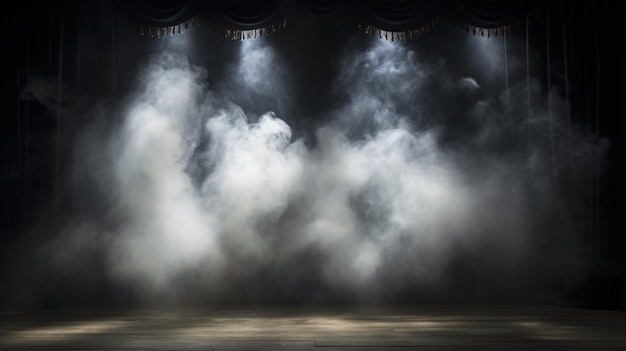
2, 0, 625, 310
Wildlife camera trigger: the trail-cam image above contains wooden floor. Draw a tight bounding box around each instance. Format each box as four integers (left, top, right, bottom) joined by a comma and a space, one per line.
0, 304, 625, 350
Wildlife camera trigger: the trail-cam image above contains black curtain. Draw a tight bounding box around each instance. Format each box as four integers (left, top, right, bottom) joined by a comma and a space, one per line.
106, 0, 542, 39
4, 0, 625, 309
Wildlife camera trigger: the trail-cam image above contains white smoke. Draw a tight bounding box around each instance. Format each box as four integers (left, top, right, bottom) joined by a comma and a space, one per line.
107, 53, 223, 300
33, 33, 607, 306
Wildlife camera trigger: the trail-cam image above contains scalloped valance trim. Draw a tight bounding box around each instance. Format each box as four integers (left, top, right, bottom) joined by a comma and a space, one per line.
357, 16, 445, 42
136, 15, 531, 41
222, 18, 288, 40
139, 15, 201, 38
134, 14, 289, 40
125, 1, 544, 41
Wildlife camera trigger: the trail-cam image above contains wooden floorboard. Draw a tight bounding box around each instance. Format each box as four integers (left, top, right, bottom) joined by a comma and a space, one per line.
0, 304, 624, 350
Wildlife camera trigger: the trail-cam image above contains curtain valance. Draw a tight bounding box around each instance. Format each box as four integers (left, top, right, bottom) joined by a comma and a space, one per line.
111, 0, 542, 39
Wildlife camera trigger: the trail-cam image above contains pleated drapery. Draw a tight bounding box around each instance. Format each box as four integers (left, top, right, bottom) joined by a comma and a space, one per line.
110, 0, 542, 39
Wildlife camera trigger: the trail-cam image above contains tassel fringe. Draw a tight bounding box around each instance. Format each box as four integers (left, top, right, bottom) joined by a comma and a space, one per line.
140, 15, 202, 38
357, 16, 526, 42
358, 16, 445, 42
455, 21, 522, 38
223, 19, 288, 41
135, 13, 537, 41
138, 16, 289, 40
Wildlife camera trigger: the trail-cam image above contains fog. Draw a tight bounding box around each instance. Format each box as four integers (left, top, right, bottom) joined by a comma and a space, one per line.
6, 23, 608, 308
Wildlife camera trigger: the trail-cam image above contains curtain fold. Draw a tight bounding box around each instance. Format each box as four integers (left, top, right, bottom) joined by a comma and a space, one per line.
444, 0, 540, 29
115, 0, 199, 27
351, 0, 443, 32
110, 0, 543, 39
203, 0, 285, 29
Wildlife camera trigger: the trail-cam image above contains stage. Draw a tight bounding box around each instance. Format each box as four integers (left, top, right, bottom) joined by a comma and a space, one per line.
1, 304, 624, 350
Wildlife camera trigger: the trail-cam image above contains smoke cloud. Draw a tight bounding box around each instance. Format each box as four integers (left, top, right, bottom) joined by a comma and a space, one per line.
10, 28, 608, 307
